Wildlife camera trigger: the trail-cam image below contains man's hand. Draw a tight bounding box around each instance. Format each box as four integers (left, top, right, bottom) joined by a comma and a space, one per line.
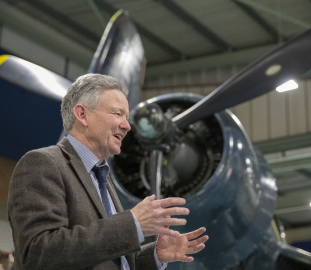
156, 227, 209, 263
131, 195, 189, 237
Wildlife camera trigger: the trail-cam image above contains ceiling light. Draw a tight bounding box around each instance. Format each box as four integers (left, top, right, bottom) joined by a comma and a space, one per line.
309, 202, 311, 207
276, 80, 298, 92
265, 64, 282, 76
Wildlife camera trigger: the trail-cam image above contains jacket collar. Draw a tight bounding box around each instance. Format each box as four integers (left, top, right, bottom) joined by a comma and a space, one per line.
57, 137, 107, 218
57, 137, 124, 216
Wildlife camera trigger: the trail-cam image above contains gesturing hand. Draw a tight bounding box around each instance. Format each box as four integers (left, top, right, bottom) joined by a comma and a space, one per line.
131, 195, 189, 237
156, 227, 209, 263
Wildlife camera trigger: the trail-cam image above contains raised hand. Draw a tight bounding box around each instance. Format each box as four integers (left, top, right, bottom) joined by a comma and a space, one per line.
156, 227, 209, 263
131, 195, 189, 237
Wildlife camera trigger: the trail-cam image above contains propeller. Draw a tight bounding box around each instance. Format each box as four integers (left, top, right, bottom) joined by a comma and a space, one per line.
0, 55, 71, 101
172, 29, 311, 130
133, 29, 311, 142
149, 150, 163, 199
88, 10, 146, 110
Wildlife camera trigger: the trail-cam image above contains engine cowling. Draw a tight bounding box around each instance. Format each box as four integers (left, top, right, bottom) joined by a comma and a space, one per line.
109, 93, 277, 270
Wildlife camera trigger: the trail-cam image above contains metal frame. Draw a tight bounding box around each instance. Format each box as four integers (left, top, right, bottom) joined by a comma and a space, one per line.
232, 0, 286, 42
22, 0, 100, 44
154, 0, 232, 52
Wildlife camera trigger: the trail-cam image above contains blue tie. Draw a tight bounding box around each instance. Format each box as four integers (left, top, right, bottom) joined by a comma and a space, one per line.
92, 165, 131, 270
92, 165, 112, 216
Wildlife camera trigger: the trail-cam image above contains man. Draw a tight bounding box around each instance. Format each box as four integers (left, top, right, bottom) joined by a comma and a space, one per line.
8, 74, 208, 270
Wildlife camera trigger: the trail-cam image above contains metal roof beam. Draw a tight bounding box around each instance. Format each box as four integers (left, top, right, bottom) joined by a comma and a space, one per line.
232, 0, 286, 42
269, 156, 311, 174
146, 43, 276, 78
235, 0, 311, 30
11, 0, 185, 60
0, 1, 93, 67
155, 0, 232, 51
255, 133, 311, 154
94, 0, 185, 60
86, 0, 107, 29
22, 0, 100, 43
297, 169, 311, 179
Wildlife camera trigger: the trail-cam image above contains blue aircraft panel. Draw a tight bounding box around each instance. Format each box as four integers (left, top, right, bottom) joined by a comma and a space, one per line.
0, 78, 63, 161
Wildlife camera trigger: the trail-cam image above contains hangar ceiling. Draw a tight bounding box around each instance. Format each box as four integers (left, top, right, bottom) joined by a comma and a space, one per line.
0, 0, 311, 242
1, 0, 311, 76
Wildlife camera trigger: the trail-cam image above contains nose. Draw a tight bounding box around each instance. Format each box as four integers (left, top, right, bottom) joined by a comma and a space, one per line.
121, 117, 131, 132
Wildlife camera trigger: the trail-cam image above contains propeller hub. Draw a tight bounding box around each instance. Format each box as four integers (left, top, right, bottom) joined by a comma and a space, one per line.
132, 103, 168, 139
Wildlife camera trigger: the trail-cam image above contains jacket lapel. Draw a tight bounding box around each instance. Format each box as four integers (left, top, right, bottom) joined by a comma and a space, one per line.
57, 137, 107, 219
58, 137, 135, 268
107, 175, 123, 213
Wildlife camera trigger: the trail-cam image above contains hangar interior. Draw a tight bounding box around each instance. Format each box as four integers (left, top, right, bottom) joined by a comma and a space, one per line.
0, 0, 311, 262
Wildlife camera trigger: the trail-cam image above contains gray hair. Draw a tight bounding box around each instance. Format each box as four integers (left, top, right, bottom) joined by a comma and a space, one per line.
61, 73, 128, 133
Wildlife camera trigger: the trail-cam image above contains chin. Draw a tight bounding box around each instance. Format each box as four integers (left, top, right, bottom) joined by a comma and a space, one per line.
110, 148, 121, 157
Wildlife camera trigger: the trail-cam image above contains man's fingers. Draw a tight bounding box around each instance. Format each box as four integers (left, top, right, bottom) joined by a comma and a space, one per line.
189, 235, 209, 247
163, 207, 190, 216
155, 226, 180, 237
188, 243, 206, 255
178, 255, 194, 262
158, 197, 186, 208
144, 194, 156, 202
157, 217, 187, 226
185, 227, 206, 240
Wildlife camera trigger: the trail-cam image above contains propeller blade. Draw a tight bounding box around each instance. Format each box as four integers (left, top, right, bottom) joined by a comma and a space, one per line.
149, 150, 163, 199
172, 29, 311, 130
0, 55, 71, 102
88, 10, 146, 110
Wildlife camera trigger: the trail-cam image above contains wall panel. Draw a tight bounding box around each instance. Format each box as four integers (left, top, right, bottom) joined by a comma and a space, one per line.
157, 88, 171, 96
144, 89, 158, 101
201, 85, 217, 96
252, 95, 268, 142
234, 102, 251, 138
188, 86, 202, 95
288, 80, 307, 136
270, 91, 287, 139
174, 86, 187, 94
229, 106, 236, 116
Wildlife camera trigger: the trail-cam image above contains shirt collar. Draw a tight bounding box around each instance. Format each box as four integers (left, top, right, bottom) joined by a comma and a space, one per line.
67, 134, 110, 173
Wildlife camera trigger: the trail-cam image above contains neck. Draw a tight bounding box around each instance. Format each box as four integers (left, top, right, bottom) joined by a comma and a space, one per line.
69, 129, 105, 163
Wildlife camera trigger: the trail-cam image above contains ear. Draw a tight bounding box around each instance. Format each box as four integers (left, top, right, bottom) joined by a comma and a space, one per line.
73, 104, 89, 127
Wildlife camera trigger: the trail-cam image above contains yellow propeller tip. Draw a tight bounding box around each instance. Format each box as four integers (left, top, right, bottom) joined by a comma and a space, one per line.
0, 55, 10, 66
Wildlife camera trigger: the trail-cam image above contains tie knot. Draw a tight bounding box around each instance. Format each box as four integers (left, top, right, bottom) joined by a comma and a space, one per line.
92, 165, 109, 183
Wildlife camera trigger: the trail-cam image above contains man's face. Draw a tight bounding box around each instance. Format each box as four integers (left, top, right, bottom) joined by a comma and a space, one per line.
85, 89, 131, 160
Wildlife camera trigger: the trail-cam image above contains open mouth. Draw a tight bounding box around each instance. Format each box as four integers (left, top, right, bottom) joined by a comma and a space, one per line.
113, 134, 122, 141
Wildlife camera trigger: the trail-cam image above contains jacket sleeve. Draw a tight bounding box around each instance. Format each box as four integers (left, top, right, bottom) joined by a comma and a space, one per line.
8, 150, 141, 270
135, 242, 160, 270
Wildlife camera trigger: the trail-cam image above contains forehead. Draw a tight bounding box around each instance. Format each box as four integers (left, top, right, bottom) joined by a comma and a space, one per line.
98, 89, 129, 111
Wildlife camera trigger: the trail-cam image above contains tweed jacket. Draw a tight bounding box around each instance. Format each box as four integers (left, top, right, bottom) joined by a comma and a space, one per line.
8, 137, 158, 270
